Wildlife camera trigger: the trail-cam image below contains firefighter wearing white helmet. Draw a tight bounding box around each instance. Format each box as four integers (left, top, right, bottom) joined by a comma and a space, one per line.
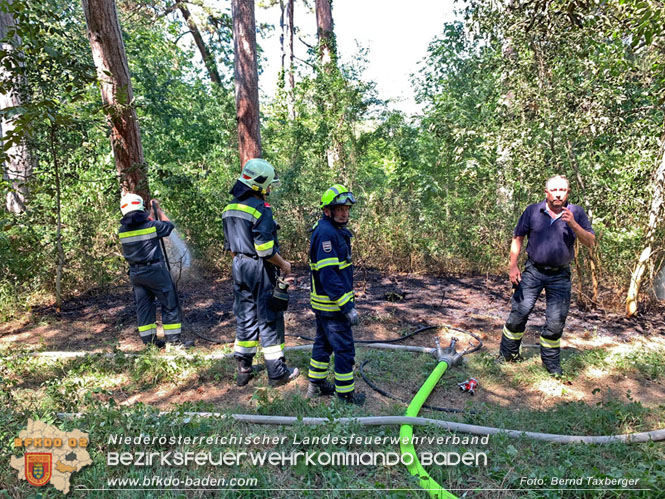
118, 193, 190, 348
222, 159, 298, 387
306, 184, 365, 405
237, 158, 281, 195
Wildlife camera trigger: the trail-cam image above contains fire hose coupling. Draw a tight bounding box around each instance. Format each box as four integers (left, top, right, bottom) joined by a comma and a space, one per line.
458, 378, 478, 395
434, 337, 463, 367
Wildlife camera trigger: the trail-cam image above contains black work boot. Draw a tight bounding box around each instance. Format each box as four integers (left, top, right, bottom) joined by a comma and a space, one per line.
237, 366, 265, 386
541, 344, 562, 377
236, 358, 265, 387
337, 391, 366, 406
307, 380, 335, 398
268, 367, 300, 387
142, 336, 166, 349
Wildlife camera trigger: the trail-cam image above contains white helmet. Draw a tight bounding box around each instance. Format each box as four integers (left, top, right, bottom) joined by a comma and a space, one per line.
238, 158, 279, 195
120, 193, 145, 215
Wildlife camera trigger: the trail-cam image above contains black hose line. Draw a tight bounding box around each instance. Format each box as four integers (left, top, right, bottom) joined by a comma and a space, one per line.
191, 330, 227, 344
359, 360, 478, 414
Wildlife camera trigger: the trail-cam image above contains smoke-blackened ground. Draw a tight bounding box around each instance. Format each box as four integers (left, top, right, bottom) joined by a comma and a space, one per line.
1, 266, 664, 412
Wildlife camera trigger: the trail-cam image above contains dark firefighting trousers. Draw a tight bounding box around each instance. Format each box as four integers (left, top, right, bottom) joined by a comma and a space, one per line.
500, 260, 571, 371
232, 254, 287, 380
129, 262, 182, 344
308, 313, 356, 396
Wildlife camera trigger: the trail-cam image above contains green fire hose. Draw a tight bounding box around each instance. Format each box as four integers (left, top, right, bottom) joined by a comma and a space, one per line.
399, 338, 465, 499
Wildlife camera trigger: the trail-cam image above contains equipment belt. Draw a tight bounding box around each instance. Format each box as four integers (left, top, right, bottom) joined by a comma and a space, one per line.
130, 259, 163, 268
236, 253, 259, 260
529, 260, 569, 272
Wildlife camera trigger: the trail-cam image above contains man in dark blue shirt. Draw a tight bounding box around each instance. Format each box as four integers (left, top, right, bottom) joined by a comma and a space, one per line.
498, 175, 595, 376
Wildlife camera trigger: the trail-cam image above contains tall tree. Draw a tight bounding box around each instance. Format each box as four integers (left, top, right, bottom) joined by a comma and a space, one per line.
315, 0, 334, 69
176, 2, 222, 86
81, 0, 149, 201
232, 0, 261, 167
279, 0, 295, 118
0, 0, 33, 214
315, 0, 340, 169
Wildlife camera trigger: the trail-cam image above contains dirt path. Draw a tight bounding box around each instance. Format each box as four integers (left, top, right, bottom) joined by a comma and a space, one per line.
1, 267, 664, 413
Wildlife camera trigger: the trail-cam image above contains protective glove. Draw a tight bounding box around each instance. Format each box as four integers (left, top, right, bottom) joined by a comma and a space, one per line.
345, 308, 359, 326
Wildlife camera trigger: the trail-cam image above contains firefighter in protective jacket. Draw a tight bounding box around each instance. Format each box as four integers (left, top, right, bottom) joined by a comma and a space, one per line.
307, 184, 365, 405
118, 193, 186, 348
223, 159, 299, 387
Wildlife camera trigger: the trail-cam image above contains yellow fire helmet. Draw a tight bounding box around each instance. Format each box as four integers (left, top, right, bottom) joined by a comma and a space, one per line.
320, 184, 356, 209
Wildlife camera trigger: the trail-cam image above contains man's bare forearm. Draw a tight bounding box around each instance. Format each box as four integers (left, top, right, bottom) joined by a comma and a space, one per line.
266, 252, 291, 275
572, 226, 595, 248
509, 236, 524, 268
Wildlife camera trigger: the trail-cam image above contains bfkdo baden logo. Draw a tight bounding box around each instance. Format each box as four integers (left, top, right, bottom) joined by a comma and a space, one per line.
11, 419, 92, 494
25, 452, 52, 486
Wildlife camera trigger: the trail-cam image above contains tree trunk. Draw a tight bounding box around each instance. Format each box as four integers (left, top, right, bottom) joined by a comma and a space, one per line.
626, 141, 665, 316
50, 125, 64, 313
81, 0, 149, 201
177, 2, 222, 86
232, 0, 261, 167
314, 0, 340, 169
280, 0, 295, 119
0, 0, 33, 214
315, 0, 335, 69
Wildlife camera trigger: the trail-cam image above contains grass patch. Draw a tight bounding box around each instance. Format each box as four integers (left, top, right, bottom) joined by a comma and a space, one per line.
614, 347, 665, 381
2, 342, 665, 496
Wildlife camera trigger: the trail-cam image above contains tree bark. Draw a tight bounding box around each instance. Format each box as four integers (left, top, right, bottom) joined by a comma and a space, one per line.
280, 0, 295, 119
50, 125, 64, 313
0, 0, 33, 214
177, 2, 222, 86
315, 0, 335, 69
626, 140, 665, 316
81, 0, 149, 201
232, 0, 261, 167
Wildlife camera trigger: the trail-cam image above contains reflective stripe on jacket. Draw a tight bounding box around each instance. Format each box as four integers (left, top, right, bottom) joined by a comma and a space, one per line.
222, 196, 279, 258
118, 212, 174, 264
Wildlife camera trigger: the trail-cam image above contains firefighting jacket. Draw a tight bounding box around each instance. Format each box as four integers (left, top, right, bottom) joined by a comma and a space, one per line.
309, 216, 354, 316
118, 211, 174, 265
222, 195, 279, 258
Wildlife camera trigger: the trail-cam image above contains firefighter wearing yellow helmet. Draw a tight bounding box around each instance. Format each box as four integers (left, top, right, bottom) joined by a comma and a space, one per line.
306, 184, 365, 405
222, 159, 298, 387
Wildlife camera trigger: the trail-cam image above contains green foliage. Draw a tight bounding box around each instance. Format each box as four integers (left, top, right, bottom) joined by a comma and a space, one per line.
452, 0, 665, 286
0, 0, 239, 316
3, 0, 665, 315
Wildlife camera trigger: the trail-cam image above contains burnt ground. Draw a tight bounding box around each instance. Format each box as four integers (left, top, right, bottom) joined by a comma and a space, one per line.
1, 266, 664, 415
